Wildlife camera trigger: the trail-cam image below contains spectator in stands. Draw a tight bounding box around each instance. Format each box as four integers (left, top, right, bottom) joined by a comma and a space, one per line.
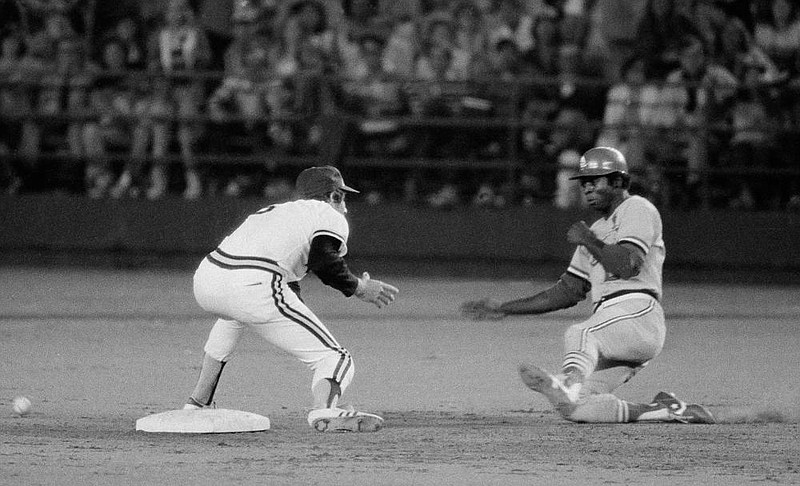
33, 38, 89, 193
753, 0, 800, 76
596, 56, 654, 172
381, 15, 419, 78
11, 6, 84, 192
341, 0, 393, 40
12, 32, 49, 180
405, 44, 462, 202
335, 0, 393, 78
715, 13, 783, 83
106, 16, 146, 70
634, 0, 706, 78
658, 35, 739, 209
524, 12, 561, 77
519, 40, 605, 204
557, 0, 589, 48
82, 37, 143, 198
753, 0, 800, 204
145, 0, 210, 200
554, 42, 607, 121
205, 9, 283, 197
583, 0, 648, 82
108, 78, 174, 199
721, 46, 798, 212
208, 9, 280, 137
283, 0, 337, 66
337, 34, 409, 197
0, 26, 26, 193
415, 16, 458, 80
484, 0, 534, 57
595, 56, 667, 206
282, 41, 339, 156
32, 9, 78, 60
451, 0, 489, 80
379, 0, 422, 23
550, 108, 593, 209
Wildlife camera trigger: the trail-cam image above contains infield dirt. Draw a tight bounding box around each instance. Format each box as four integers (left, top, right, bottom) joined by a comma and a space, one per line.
2, 267, 799, 485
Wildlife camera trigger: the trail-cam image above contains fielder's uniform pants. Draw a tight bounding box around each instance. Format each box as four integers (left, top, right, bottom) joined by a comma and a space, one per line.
193, 257, 354, 392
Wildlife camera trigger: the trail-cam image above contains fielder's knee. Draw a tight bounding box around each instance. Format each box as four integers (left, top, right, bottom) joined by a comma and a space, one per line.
203, 319, 242, 362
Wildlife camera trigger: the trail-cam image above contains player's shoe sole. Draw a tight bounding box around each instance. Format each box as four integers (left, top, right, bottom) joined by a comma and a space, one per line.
308, 408, 384, 433
519, 364, 577, 417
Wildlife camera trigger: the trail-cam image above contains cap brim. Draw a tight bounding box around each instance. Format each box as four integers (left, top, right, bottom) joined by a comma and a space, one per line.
340, 184, 360, 194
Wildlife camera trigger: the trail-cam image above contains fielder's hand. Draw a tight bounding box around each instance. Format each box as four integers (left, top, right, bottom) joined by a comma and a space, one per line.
355, 272, 399, 308
460, 298, 506, 321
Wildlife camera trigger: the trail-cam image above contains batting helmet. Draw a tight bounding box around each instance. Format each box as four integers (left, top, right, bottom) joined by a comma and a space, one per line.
569, 147, 629, 180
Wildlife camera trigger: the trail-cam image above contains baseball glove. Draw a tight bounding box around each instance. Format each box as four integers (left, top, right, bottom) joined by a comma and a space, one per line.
460, 298, 506, 321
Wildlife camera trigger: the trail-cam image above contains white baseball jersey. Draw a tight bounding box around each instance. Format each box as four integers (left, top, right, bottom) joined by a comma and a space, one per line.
566, 195, 665, 305
209, 199, 349, 282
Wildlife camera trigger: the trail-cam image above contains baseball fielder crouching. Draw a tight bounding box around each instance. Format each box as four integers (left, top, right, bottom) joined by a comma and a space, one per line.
462, 147, 714, 424
185, 166, 399, 432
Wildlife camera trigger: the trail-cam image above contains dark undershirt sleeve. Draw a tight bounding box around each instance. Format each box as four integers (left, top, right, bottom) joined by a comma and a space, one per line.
288, 281, 303, 302
308, 235, 360, 297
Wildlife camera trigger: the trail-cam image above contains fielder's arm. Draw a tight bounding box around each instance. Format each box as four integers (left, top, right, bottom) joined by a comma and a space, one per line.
308, 235, 398, 307
567, 221, 645, 279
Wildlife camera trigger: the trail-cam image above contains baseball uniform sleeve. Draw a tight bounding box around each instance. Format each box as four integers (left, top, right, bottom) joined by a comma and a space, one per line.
566, 246, 591, 284
312, 204, 351, 257
616, 197, 658, 255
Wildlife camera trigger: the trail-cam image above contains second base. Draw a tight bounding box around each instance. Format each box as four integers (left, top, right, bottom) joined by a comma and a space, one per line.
135, 408, 271, 434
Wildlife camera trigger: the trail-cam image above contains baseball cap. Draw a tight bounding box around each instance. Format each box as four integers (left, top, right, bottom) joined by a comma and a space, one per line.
296, 166, 360, 198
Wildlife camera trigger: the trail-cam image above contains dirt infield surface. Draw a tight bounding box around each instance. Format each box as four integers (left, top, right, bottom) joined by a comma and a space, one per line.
2, 266, 799, 485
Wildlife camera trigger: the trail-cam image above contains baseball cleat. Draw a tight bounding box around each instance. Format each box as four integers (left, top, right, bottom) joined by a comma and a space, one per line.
182, 398, 215, 410
671, 404, 716, 424
651, 391, 684, 410
652, 391, 715, 424
307, 407, 384, 433
519, 364, 578, 416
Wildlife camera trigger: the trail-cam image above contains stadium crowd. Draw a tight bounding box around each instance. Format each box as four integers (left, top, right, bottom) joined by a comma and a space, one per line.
0, 0, 799, 211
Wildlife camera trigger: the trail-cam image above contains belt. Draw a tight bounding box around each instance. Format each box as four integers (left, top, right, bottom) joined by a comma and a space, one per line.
593, 289, 659, 313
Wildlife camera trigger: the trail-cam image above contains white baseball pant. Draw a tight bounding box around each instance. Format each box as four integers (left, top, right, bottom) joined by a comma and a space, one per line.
192, 257, 354, 393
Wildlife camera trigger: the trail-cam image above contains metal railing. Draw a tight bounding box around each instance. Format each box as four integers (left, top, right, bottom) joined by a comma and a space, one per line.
1, 69, 799, 210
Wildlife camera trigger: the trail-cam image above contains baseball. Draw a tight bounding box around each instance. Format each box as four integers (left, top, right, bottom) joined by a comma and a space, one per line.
12, 396, 32, 416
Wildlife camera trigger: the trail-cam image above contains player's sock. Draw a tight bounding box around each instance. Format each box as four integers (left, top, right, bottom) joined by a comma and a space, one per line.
312, 378, 342, 410
189, 354, 227, 407
625, 401, 671, 422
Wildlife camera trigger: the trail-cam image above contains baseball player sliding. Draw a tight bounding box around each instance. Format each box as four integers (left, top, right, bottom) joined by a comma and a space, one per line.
185, 166, 399, 432
462, 147, 715, 424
